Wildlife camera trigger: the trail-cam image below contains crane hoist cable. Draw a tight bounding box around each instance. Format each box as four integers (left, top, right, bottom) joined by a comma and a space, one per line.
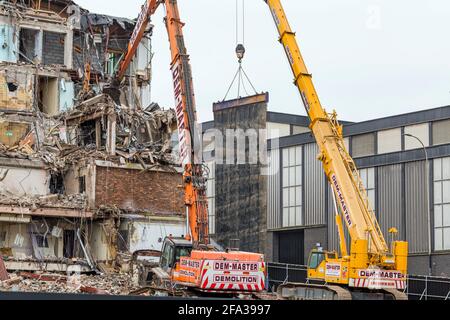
235, 0, 245, 47
223, 0, 258, 101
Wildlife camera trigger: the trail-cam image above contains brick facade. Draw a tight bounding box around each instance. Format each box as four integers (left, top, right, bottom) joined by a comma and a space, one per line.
43, 31, 65, 65
95, 166, 184, 215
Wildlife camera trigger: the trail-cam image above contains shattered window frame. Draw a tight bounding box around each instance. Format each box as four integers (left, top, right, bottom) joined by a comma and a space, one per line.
35, 234, 50, 248
18, 27, 41, 63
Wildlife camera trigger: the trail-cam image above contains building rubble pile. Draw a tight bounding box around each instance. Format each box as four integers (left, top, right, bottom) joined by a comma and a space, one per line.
0, 271, 140, 295
0, 192, 87, 210
0, 0, 185, 296
0, 93, 178, 210
59, 94, 179, 169
0, 95, 178, 171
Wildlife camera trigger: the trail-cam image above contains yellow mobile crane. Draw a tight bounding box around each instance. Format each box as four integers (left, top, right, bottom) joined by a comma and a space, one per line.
264, 0, 408, 300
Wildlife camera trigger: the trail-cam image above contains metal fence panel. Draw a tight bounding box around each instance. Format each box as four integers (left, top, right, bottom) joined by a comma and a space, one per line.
268, 262, 450, 300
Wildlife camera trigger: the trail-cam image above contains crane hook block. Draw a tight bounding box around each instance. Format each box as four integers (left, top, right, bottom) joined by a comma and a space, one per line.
236, 44, 246, 63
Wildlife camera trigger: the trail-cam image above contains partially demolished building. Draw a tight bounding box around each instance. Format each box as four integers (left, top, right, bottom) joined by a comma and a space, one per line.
0, 0, 185, 275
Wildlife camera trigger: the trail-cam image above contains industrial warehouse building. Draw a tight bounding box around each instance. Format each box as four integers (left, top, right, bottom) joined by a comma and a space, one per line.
203, 102, 450, 277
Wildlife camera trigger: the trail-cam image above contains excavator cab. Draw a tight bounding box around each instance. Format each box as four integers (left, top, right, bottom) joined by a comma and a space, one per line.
159, 237, 193, 272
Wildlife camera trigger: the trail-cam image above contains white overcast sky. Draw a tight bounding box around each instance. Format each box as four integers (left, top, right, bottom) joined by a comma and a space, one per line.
75, 0, 450, 123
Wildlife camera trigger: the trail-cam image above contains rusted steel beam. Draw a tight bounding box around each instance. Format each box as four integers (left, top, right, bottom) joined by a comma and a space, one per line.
213, 93, 269, 112
80, 285, 109, 295
19, 272, 67, 283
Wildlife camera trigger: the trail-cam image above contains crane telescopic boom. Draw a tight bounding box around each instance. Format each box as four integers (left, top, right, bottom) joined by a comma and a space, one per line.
265, 0, 388, 255
265, 0, 408, 297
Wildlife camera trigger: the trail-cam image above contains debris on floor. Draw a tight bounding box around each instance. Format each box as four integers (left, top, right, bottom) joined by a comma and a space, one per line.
0, 0, 185, 298
0, 271, 141, 296
0, 192, 87, 210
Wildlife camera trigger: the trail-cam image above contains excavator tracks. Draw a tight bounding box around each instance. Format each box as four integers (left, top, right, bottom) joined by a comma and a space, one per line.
277, 283, 352, 300
382, 288, 408, 300
276, 282, 407, 300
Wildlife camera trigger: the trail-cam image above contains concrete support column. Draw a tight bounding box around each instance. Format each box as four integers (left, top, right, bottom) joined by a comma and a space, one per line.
36, 29, 43, 64
95, 119, 102, 150
106, 113, 116, 156
64, 30, 73, 68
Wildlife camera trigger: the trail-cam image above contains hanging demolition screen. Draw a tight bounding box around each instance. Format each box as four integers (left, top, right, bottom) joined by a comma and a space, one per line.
213, 93, 269, 254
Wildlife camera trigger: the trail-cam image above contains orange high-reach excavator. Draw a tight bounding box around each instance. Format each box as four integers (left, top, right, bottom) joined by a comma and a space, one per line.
116, 0, 266, 295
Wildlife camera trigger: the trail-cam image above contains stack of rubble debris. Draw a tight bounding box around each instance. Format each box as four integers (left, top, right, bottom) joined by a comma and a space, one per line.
60, 94, 178, 169
0, 95, 178, 170
0, 193, 87, 210
0, 93, 178, 212
0, 271, 140, 295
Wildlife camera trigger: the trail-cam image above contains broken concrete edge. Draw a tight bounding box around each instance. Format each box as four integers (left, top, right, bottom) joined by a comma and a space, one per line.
0, 206, 93, 219
0, 270, 140, 296
213, 92, 270, 112
94, 159, 183, 174
0, 255, 152, 295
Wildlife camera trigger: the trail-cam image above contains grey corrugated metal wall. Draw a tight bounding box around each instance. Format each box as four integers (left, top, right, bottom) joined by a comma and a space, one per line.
327, 185, 350, 253
267, 148, 281, 230
304, 143, 326, 226
405, 161, 429, 254
377, 165, 405, 240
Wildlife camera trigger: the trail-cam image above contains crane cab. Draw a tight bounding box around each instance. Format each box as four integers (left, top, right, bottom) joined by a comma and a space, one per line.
159, 237, 193, 272
308, 250, 326, 279
307, 249, 344, 283
307, 249, 327, 281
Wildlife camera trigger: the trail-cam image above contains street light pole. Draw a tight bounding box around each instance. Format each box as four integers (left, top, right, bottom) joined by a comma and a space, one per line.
404, 133, 432, 276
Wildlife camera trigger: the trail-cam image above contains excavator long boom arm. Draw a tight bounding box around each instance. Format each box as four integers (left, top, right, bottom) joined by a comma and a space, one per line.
165, 0, 209, 246
118, 0, 160, 80
265, 0, 389, 255
118, 0, 208, 246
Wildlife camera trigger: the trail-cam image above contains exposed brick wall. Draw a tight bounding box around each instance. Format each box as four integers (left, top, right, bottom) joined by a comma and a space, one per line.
95, 167, 184, 215
43, 31, 65, 65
